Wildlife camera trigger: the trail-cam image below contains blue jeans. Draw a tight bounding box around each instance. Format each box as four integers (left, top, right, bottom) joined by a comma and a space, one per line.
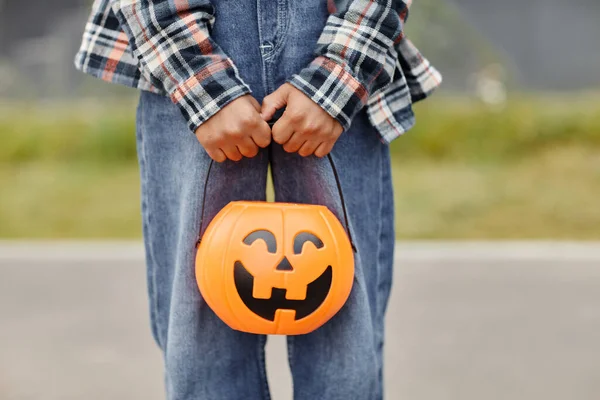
135, 1, 395, 399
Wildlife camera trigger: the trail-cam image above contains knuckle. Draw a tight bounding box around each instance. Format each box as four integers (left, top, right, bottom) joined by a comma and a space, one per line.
256, 135, 271, 148
288, 111, 304, 123
283, 144, 295, 153
225, 128, 244, 140
323, 129, 337, 141
303, 122, 320, 134
314, 148, 328, 158
247, 147, 259, 158
208, 151, 225, 163
291, 130, 306, 139
272, 130, 287, 145
211, 136, 227, 147
239, 113, 258, 127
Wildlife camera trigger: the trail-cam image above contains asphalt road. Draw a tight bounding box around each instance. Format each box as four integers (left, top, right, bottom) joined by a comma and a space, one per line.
1, 243, 600, 400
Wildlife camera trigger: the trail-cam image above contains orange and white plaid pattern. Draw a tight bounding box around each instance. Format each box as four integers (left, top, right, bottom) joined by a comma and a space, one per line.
75, 0, 441, 142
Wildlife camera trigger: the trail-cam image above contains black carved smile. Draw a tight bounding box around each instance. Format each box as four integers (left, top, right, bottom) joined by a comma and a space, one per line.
233, 261, 333, 321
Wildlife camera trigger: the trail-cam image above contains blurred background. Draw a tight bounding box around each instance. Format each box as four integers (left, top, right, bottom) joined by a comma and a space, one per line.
1, 0, 599, 399
1, 0, 599, 238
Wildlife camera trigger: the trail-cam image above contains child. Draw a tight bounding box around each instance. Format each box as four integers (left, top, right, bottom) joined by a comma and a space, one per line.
75, 0, 440, 398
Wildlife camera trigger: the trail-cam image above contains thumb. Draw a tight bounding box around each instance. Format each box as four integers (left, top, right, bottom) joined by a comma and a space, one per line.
260, 84, 292, 121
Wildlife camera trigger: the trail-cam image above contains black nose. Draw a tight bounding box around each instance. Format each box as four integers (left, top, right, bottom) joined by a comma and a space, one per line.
275, 256, 294, 271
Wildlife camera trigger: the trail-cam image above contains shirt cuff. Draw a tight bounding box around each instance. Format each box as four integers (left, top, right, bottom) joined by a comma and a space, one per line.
287, 56, 369, 131
170, 59, 252, 133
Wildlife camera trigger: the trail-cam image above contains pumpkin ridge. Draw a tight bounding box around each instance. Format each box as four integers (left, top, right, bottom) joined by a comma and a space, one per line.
199, 203, 236, 322
222, 203, 255, 333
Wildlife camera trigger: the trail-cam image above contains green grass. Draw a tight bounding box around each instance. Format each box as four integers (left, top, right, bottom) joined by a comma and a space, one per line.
389, 93, 600, 161
0, 163, 141, 238
2, 145, 599, 239
0, 99, 138, 165
2, 94, 600, 164
393, 145, 600, 239
1, 95, 599, 239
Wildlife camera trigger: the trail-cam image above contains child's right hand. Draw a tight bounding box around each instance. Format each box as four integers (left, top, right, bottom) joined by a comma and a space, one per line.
195, 95, 272, 162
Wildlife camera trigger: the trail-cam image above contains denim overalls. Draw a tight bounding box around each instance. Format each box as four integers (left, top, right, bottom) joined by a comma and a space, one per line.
136, 1, 395, 398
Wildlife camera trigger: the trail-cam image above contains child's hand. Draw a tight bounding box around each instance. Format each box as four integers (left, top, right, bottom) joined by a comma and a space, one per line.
261, 84, 343, 158
195, 95, 271, 162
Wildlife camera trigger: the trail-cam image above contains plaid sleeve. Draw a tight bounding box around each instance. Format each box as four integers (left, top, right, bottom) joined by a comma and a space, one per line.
287, 0, 409, 130
110, 0, 251, 133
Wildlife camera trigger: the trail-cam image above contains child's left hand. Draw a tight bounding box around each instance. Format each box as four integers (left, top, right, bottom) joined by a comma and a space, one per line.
260, 83, 343, 158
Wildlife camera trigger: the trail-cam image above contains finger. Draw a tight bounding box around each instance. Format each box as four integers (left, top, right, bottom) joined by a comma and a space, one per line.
252, 120, 272, 148
314, 141, 335, 158
237, 137, 260, 158
222, 146, 243, 162
298, 140, 320, 157
206, 148, 227, 163
282, 132, 306, 153
260, 84, 291, 121
271, 116, 295, 145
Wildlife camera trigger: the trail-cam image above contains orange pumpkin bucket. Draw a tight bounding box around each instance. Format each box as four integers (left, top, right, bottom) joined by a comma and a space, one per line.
195, 155, 355, 335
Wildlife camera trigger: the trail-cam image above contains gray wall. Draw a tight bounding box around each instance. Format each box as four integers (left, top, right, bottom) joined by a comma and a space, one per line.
0, 0, 84, 53
451, 0, 600, 90
0, 0, 598, 98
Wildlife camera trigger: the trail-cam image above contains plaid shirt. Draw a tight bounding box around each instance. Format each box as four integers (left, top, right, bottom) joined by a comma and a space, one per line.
75, 0, 441, 144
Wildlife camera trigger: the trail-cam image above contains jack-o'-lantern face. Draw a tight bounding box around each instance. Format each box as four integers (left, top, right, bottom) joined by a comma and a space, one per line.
233, 230, 333, 322
196, 201, 354, 335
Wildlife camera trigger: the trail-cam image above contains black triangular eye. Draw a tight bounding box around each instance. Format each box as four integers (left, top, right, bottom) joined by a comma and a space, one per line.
243, 230, 277, 253
293, 232, 324, 255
